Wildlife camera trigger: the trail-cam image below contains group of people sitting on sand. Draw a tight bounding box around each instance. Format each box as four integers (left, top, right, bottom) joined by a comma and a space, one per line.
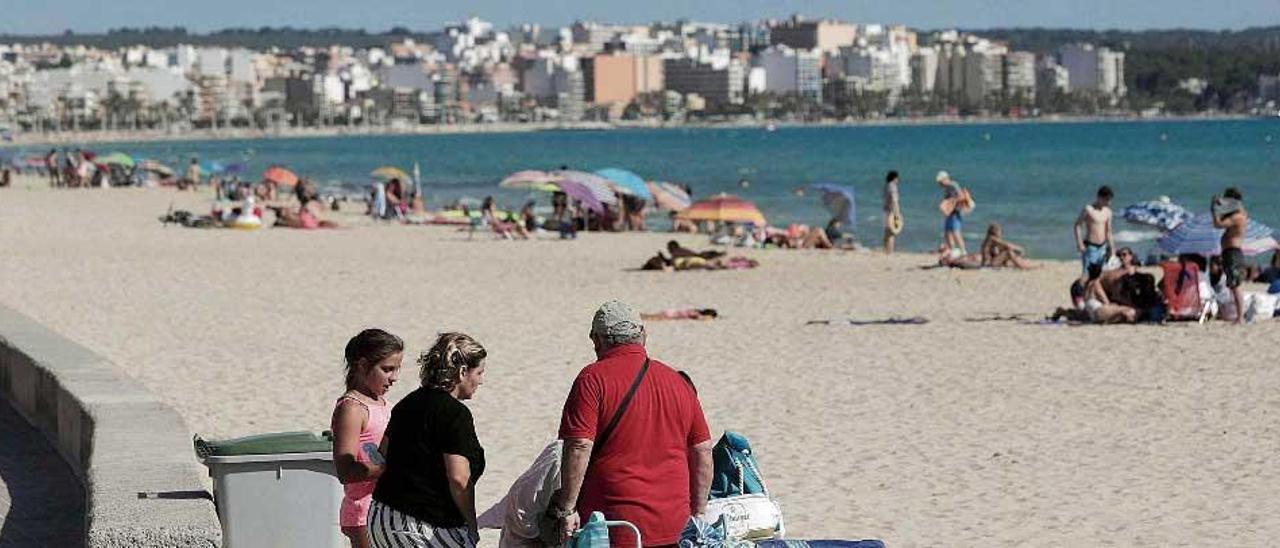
1049, 185, 1280, 324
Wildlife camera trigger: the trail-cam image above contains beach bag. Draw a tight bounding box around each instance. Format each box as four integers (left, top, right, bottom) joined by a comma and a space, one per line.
706, 432, 784, 540
1161, 261, 1202, 320
704, 494, 785, 541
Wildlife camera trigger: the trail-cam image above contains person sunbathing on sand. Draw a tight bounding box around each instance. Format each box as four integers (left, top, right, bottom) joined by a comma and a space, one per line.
1061, 264, 1137, 323
641, 308, 719, 321
979, 223, 1037, 269
667, 241, 725, 260
275, 181, 338, 229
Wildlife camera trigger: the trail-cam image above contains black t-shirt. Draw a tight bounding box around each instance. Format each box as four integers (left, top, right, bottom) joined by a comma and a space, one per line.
373, 387, 485, 527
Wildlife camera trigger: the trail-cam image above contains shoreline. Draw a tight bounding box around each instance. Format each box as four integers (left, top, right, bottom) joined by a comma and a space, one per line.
0, 112, 1258, 148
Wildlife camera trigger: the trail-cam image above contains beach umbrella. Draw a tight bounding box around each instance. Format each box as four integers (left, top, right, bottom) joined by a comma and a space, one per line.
552, 180, 605, 214
263, 166, 299, 187
555, 171, 618, 206
137, 159, 174, 177
1156, 214, 1276, 256
646, 181, 692, 211
97, 152, 134, 167
499, 170, 559, 191
222, 162, 246, 175
595, 168, 653, 201
1122, 197, 1192, 231
677, 193, 767, 226
200, 160, 225, 174
810, 183, 856, 226
371, 166, 410, 181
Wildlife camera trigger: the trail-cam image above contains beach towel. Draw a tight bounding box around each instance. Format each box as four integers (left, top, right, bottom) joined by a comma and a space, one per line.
806, 317, 929, 326
1161, 261, 1203, 321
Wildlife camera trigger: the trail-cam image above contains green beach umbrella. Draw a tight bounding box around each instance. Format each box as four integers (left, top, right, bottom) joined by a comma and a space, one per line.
97, 152, 135, 168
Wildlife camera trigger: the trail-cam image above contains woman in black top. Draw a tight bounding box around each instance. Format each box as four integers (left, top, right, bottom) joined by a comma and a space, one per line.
369, 333, 488, 548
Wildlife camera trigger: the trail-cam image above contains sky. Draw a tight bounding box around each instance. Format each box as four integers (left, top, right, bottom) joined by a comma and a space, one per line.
3, 0, 1277, 35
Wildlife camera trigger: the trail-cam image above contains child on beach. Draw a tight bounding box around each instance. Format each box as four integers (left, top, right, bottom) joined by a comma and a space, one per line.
331, 329, 404, 548
1073, 186, 1115, 282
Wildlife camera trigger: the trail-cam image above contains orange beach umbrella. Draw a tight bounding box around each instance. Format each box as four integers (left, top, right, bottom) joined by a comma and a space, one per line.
262, 166, 299, 187
675, 193, 767, 225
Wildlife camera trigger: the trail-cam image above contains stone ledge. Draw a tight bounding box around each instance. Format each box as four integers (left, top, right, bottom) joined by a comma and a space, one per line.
0, 304, 223, 547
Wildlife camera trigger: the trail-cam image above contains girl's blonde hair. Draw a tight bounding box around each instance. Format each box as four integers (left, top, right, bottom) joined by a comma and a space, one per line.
419, 332, 487, 390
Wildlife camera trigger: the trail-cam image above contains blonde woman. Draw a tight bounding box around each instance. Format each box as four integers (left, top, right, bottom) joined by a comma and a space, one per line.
369, 333, 488, 548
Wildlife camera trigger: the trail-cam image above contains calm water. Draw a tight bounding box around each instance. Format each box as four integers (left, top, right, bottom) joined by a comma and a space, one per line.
38, 119, 1280, 259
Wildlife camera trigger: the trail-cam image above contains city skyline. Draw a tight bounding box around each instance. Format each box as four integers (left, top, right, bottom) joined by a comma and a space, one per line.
3, 0, 1279, 36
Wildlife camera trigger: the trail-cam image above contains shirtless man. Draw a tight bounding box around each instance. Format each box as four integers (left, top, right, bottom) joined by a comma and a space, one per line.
1073, 185, 1115, 282
1213, 187, 1248, 324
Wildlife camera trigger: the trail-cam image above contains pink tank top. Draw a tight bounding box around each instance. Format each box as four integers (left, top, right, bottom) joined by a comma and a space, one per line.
335, 394, 391, 500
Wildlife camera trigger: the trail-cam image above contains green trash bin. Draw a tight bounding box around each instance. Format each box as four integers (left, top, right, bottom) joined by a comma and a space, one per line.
198, 431, 344, 548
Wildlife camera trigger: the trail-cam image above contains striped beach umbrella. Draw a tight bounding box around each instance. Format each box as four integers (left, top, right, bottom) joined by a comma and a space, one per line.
555, 171, 618, 206
676, 193, 767, 226
137, 159, 174, 177
499, 170, 559, 192
1156, 214, 1276, 256
595, 168, 653, 201
552, 180, 605, 214
646, 181, 692, 211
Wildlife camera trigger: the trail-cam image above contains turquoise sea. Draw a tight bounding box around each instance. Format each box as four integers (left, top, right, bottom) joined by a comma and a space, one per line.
36, 119, 1280, 259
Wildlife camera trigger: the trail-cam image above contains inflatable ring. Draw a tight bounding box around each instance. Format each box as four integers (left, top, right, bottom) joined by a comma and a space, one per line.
230, 216, 263, 230
887, 212, 904, 235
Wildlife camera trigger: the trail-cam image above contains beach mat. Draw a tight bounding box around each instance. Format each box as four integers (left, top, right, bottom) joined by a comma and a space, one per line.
806, 317, 928, 326
756, 540, 886, 548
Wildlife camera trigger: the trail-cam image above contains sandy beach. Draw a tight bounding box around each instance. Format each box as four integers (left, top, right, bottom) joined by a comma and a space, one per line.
1, 180, 1278, 547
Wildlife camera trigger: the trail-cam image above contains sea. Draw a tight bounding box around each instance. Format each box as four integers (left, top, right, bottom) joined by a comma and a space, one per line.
32, 119, 1280, 259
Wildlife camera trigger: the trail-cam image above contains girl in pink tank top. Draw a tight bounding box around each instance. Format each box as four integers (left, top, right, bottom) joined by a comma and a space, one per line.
331, 329, 404, 548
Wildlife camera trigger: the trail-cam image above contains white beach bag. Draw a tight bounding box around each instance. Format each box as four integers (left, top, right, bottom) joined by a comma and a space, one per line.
703, 494, 785, 541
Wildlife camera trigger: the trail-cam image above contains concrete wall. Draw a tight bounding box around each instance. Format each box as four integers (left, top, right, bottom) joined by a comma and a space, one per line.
0, 304, 222, 547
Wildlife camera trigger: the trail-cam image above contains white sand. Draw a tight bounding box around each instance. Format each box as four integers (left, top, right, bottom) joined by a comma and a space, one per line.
1, 182, 1277, 547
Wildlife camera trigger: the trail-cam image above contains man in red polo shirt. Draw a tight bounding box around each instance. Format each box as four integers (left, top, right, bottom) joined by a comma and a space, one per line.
551, 300, 713, 547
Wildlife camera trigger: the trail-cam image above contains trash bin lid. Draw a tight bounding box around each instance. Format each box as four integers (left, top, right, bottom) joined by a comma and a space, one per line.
195, 431, 334, 458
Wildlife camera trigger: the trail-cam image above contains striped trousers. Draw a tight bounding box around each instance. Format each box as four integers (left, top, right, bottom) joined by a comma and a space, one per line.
367, 499, 477, 548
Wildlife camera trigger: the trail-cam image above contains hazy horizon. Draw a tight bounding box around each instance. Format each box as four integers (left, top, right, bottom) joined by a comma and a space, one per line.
2, 0, 1277, 36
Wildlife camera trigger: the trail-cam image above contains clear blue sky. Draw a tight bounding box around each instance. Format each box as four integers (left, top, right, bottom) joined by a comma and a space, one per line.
3, 0, 1277, 35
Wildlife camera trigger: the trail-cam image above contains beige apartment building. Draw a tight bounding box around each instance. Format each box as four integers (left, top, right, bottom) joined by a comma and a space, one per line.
582, 53, 664, 105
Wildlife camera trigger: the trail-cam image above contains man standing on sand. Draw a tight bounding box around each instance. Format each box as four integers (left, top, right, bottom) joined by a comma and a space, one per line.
936, 171, 967, 257
1073, 185, 1115, 280
186, 158, 201, 190
883, 170, 902, 254
551, 300, 713, 547
1213, 187, 1249, 324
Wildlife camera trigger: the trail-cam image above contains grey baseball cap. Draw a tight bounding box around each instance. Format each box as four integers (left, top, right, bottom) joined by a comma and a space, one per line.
591, 300, 644, 339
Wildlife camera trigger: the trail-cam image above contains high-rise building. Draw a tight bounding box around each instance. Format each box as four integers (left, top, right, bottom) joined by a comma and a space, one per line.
662, 57, 745, 107
910, 47, 938, 93
768, 17, 857, 53
1002, 51, 1036, 100
1059, 43, 1126, 98
581, 53, 664, 105
752, 46, 822, 101
962, 45, 1006, 107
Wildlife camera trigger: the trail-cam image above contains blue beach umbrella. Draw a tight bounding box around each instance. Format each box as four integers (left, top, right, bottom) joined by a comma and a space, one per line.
810, 183, 856, 226
595, 168, 653, 201
1156, 214, 1275, 256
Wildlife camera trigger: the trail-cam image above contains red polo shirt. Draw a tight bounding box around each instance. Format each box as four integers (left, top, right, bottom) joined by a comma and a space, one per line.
559, 344, 711, 546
